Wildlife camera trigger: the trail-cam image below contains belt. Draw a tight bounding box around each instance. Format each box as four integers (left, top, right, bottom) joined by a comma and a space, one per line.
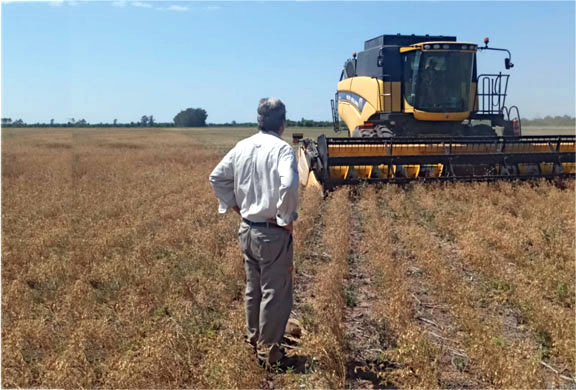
242, 218, 279, 228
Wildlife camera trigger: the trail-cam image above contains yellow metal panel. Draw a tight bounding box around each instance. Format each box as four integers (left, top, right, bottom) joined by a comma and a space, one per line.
400, 47, 419, 53
540, 163, 555, 175
348, 77, 382, 111
338, 78, 353, 91
404, 98, 414, 113
404, 165, 421, 178
329, 166, 349, 181
413, 109, 469, 121
428, 164, 444, 177
380, 81, 391, 112
377, 165, 396, 177
392, 82, 402, 112
354, 166, 373, 179
337, 76, 380, 135
559, 143, 576, 153
305, 171, 322, 190
471, 82, 478, 112
338, 77, 408, 132
563, 163, 575, 174
338, 102, 363, 135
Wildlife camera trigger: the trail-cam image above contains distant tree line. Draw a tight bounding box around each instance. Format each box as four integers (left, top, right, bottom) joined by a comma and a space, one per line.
211, 118, 333, 128
6, 112, 571, 129
1, 111, 334, 128
520, 115, 575, 127
0, 117, 177, 128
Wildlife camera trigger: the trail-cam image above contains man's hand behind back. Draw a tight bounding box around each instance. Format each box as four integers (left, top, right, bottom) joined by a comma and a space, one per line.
281, 221, 293, 234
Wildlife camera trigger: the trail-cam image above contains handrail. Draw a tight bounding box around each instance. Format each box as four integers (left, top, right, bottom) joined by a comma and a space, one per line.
475, 73, 509, 114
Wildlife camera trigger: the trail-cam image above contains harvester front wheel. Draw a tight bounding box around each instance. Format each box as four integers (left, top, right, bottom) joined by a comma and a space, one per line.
352, 125, 393, 138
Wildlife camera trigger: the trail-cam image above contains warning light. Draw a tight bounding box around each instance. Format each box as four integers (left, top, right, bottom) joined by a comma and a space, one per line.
352, 52, 357, 58
484, 37, 490, 45
512, 120, 521, 136
359, 122, 374, 129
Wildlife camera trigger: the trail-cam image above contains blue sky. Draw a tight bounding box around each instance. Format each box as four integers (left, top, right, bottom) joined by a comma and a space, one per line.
2, 1, 575, 124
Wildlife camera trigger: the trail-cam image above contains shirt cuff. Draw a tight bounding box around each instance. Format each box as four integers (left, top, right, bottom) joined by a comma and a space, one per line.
276, 212, 298, 226
218, 200, 235, 214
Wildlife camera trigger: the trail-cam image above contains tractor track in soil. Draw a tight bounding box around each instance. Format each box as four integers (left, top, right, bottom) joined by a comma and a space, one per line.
343, 197, 395, 389
345, 190, 487, 389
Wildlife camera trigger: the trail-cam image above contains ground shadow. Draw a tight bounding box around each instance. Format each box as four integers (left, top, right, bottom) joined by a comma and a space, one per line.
274, 354, 308, 374
346, 359, 398, 389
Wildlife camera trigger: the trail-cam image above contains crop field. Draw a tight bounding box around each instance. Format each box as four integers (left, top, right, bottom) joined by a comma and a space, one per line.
2, 127, 575, 388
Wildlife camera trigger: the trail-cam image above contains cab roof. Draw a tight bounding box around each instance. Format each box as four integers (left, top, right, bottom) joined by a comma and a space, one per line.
365, 34, 457, 50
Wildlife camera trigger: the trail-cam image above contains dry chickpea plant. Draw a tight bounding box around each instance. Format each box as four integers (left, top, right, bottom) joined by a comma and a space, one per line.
2, 128, 575, 388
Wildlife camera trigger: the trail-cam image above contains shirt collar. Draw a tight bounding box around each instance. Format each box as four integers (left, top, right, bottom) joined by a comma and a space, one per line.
259, 130, 282, 139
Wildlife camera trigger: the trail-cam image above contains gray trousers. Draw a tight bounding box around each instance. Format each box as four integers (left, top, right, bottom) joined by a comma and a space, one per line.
238, 221, 293, 348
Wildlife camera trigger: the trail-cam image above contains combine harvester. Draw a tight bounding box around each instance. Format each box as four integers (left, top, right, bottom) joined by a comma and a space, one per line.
297, 34, 575, 190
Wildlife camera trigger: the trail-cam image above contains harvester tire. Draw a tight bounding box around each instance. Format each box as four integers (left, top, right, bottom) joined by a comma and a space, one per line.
375, 125, 394, 138
352, 125, 394, 138
352, 127, 375, 138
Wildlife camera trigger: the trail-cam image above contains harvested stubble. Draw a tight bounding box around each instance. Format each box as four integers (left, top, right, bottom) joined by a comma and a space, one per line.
3, 128, 575, 389
295, 188, 351, 389
2, 129, 265, 388
358, 187, 442, 388
407, 183, 576, 381
293, 184, 323, 258
362, 182, 574, 388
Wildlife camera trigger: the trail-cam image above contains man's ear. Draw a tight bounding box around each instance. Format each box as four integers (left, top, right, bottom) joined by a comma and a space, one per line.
279, 120, 286, 136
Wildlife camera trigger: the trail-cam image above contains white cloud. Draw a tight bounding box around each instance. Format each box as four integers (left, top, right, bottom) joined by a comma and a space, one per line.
131, 1, 153, 8
1, 0, 44, 3
164, 4, 188, 11
112, 0, 127, 6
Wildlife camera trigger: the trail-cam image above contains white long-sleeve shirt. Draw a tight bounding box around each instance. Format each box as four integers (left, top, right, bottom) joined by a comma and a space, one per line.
209, 131, 299, 226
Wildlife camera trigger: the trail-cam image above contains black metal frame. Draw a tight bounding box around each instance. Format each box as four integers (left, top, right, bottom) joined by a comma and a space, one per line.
474, 73, 509, 115
330, 94, 341, 133
330, 173, 575, 186
477, 44, 514, 69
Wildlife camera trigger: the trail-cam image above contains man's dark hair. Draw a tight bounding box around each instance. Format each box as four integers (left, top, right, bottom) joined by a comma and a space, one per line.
257, 98, 286, 133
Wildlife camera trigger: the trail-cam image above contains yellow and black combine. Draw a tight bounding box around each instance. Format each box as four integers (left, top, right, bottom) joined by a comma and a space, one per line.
297, 34, 575, 189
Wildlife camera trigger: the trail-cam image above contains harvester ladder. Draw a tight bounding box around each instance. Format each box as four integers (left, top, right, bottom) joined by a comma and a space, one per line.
331, 93, 341, 133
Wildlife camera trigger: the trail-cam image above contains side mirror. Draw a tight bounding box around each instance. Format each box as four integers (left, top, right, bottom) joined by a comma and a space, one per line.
505, 58, 514, 69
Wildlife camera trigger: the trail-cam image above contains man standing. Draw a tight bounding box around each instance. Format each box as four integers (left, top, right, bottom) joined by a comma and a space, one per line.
209, 98, 299, 368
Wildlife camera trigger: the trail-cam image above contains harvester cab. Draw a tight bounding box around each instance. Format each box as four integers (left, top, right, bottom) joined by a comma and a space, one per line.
298, 33, 575, 189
